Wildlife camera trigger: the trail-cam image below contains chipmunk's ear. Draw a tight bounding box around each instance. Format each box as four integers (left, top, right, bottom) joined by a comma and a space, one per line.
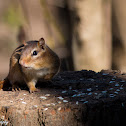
23, 40, 27, 46
38, 38, 45, 50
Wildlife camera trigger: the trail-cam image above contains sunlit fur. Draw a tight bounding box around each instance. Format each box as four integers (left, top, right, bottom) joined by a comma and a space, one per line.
19, 40, 60, 83
20, 41, 60, 72
6, 39, 60, 92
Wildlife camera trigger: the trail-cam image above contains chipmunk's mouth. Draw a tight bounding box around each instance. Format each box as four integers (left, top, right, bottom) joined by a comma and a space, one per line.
22, 65, 34, 70
23, 66, 32, 69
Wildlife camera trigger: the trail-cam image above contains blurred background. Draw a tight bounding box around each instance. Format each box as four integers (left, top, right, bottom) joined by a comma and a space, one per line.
0, 0, 126, 78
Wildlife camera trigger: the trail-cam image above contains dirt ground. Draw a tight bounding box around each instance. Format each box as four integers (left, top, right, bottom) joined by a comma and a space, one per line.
0, 69, 126, 126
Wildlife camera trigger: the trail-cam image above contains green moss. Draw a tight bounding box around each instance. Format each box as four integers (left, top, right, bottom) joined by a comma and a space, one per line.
3, 5, 24, 27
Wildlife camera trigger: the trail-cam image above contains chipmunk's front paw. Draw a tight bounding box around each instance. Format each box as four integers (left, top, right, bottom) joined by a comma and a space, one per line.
12, 84, 21, 92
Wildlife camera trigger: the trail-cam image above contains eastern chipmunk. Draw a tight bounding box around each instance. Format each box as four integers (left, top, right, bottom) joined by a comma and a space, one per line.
0, 38, 60, 93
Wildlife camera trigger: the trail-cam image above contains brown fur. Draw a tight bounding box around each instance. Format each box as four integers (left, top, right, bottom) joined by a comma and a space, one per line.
0, 38, 60, 93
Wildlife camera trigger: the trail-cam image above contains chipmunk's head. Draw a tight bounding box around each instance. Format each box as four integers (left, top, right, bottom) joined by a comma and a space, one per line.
19, 38, 49, 70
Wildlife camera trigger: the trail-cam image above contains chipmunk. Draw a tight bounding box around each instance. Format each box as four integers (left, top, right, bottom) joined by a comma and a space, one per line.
0, 38, 60, 93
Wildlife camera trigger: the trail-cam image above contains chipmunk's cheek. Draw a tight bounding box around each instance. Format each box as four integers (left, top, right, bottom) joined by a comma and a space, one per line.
33, 64, 40, 70
19, 60, 26, 67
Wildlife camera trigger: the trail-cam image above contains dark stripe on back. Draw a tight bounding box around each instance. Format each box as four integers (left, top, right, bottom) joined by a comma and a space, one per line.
15, 40, 38, 53
16, 44, 24, 50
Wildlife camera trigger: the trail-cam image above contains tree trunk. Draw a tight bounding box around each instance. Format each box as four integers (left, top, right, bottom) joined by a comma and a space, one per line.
19, 0, 50, 41
73, 0, 112, 72
112, 0, 126, 72
1, 70, 126, 126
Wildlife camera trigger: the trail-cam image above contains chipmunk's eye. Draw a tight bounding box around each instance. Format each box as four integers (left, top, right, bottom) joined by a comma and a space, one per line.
32, 50, 38, 56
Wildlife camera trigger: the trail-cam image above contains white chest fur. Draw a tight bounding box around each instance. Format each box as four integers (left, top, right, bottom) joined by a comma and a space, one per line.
36, 68, 50, 77
22, 67, 50, 80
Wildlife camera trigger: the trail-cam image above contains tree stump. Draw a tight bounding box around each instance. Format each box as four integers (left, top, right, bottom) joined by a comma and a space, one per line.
0, 70, 126, 126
